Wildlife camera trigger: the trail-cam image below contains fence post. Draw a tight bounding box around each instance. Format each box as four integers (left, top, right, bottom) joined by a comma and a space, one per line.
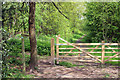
101, 41, 105, 64
21, 30, 26, 74
56, 35, 60, 64
51, 38, 55, 65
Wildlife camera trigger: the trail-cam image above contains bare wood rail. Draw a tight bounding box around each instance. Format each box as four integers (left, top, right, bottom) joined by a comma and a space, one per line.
59, 48, 120, 49
57, 43, 120, 45
59, 52, 120, 53
51, 35, 120, 65
59, 56, 119, 58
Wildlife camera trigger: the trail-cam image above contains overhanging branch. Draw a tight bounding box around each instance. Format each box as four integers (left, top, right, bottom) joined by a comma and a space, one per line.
52, 2, 69, 20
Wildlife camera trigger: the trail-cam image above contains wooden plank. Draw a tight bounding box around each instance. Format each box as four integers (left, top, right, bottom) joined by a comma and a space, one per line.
59, 56, 101, 58
104, 56, 119, 58
59, 52, 83, 53
59, 48, 101, 49
105, 52, 120, 53
59, 56, 119, 58
74, 60, 98, 62
90, 45, 99, 52
56, 35, 60, 64
105, 52, 120, 62
51, 38, 55, 65
107, 60, 120, 62
57, 43, 120, 45
21, 30, 26, 73
59, 48, 120, 49
105, 48, 120, 49
59, 52, 120, 53
59, 60, 98, 62
105, 46, 120, 59
56, 36, 101, 62
107, 45, 116, 52
101, 41, 105, 64
64, 48, 75, 56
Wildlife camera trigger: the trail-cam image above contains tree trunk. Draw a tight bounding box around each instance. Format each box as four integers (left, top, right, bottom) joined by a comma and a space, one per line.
29, 2, 38, 70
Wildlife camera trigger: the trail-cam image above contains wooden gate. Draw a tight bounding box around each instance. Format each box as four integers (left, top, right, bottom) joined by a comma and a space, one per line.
51, 35, 120, 65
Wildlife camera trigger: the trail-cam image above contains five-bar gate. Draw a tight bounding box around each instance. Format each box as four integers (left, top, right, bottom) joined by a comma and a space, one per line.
51, 35, 120, 65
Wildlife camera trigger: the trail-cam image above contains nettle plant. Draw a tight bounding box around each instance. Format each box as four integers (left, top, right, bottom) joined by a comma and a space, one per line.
1, 29, 11, 77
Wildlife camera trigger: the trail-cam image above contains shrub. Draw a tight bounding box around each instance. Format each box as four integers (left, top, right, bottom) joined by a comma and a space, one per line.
1, 29, 11, 77
7, 38, 22, 54
37, 40, 51, 56
24, 39, 30, 51
73, 34, 82, 39
7, 35, 52, 56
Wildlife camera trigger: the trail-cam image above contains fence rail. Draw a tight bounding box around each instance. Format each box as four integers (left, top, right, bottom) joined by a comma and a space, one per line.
51, 35, 120, 65
56, 43, 120, 45
59, 48, 120, 49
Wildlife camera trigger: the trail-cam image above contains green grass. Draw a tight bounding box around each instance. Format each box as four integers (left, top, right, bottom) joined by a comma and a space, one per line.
70, 33, 84, 43
56, 61, 86, 68
105, 61, 120, 66
58, 61, 76, 68
3, 64, 34, 78
104, 73, 110, 78
8, 72, 34, 78
7, 34, 57, 56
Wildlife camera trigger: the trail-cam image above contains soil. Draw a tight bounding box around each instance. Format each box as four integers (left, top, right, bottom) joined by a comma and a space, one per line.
26, 57, 119, 78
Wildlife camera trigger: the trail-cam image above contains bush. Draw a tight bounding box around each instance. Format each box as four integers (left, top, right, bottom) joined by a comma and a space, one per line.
3, 68, 34, 78
1, 29, 11, 77
73, 33, 83, 39
24, 39, 30, 51
37, 40, 51, 56
7, 34, 52, 56
24, 34, 53, 56
7, 38, 22, 54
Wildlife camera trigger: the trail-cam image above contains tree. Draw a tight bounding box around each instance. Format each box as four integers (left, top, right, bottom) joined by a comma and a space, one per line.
2, 2, 29, 36
84, 2, 120, 43
29, 2, 38, 70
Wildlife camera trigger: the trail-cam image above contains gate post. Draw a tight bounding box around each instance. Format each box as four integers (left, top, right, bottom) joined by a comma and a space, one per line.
56, 35, 60, 64
51, 38, 55, 65
21, 29, 26, 74
101, 41, 105, 64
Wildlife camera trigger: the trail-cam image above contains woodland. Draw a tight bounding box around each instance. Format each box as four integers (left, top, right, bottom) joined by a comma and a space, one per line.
1, 2, 120, 78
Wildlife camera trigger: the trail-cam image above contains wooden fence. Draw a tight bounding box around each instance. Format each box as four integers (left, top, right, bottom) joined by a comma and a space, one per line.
51, 35, 120, 65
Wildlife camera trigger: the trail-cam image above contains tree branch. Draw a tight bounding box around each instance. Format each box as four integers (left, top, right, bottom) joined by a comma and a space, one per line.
52, 2, 69, 20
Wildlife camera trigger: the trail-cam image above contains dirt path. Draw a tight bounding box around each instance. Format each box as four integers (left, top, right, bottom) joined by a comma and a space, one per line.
75, 34, 88, 56
76, 34, 86, 43
26, 35, 119, 78
26, 59, 119, 78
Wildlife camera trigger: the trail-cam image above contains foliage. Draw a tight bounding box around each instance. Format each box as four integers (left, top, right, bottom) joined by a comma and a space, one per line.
37, 40, 51, 56
7, 34, 55, 56
1, 29, 11, 77
2, 2, 120, 77
69, 32, 84, 43
2, 2, 29, 35
7, 38, 22, 54
2, 2, 85, 41
3, 68, 34, 78
84, 2, 120, 43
